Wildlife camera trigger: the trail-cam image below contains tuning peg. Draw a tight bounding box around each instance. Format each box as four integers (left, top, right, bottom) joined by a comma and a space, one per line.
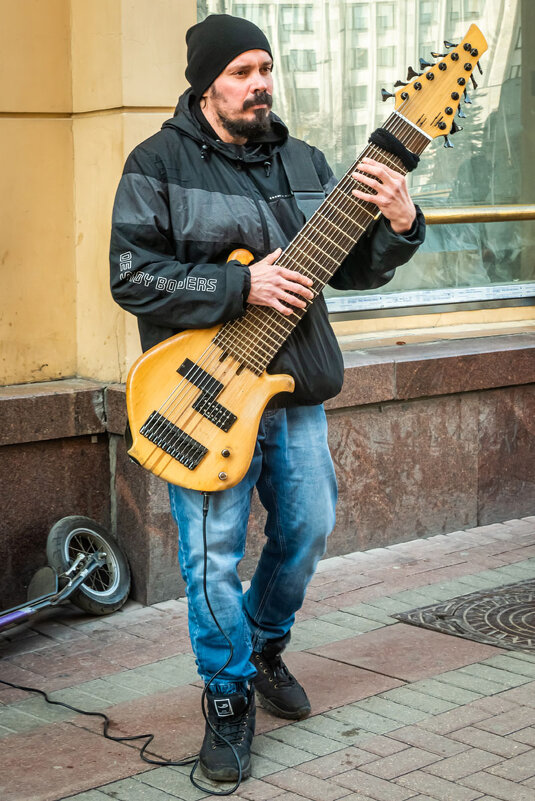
394, 79, 408, 87
419, 57, 434, 69
470, 74, 478, 90
431, 51, 447, 59
381, 88, 395, 102
407, 66, 422, 80
457, 104, 467, 119
444, 40, 459, 49
450, 120, 463, 135
463, 89, 472, 104
443, 135, 454, 148
476, 60, 483, 75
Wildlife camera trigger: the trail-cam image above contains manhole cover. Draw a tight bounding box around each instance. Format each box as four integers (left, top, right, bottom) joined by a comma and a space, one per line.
393, 579, 535, 651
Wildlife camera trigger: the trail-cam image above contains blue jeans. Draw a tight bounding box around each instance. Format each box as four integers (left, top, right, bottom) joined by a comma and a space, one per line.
168, 404, 337, 695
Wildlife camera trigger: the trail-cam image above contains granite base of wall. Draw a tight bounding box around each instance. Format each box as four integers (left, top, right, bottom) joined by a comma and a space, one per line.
0, 434, 111, 608
1, 334, 535, 607
111, 384, 535, 604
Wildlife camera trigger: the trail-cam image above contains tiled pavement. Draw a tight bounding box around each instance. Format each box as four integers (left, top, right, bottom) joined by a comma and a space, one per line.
2, 518, 535, 801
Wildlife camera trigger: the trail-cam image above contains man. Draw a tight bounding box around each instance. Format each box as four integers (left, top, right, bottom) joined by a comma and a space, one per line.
110, 14, 425, 783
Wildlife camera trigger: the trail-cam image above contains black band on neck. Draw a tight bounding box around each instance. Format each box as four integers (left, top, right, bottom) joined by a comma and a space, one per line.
368, 128, 420, 172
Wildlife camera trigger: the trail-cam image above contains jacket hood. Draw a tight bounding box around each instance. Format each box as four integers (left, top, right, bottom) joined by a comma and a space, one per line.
161, 88, 288, 163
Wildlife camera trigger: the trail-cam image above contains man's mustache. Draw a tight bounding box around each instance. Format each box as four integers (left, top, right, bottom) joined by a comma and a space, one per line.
243, 92, 273, 111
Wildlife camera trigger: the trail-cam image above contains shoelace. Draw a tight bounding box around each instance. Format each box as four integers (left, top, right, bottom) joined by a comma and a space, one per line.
265, 654, 296, 687
211, 714, 249, 747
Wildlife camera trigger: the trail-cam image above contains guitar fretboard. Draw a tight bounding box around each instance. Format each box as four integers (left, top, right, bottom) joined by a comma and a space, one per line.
214, 112, 429, 373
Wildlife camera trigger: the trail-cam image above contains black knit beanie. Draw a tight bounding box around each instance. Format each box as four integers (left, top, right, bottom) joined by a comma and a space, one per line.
185, 14, 272, 98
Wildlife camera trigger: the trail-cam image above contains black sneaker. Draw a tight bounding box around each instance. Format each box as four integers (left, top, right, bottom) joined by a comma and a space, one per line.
251, 638, 311, 720
199, 688, 255, 782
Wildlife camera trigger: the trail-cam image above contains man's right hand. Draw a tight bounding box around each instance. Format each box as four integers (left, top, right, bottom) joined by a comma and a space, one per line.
247, 248, 314, 316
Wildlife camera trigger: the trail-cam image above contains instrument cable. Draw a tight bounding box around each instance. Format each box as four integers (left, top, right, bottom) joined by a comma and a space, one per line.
0, 490, 243, 797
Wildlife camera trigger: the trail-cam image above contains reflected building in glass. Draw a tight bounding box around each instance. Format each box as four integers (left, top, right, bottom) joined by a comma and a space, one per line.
198, 0, 533, 302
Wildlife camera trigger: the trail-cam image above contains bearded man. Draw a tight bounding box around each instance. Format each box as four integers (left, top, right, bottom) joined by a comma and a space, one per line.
110, 13, 425, 783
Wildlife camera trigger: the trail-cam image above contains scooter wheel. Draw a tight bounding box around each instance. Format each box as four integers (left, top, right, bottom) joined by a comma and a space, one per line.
46, 516, 131, 615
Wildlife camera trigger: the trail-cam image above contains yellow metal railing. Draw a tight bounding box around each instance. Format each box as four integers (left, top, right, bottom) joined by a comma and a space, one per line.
423, 204, 535, 225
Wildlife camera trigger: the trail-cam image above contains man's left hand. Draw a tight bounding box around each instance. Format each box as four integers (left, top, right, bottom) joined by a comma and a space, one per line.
351, 157, 416, 234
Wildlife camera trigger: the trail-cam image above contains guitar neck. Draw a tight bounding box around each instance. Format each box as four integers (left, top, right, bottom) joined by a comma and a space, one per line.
215, 112, 430, 373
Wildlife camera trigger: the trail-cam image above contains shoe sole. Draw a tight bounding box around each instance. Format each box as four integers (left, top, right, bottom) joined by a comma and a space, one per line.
255, 690, 311, 720
199, 756, 251, 782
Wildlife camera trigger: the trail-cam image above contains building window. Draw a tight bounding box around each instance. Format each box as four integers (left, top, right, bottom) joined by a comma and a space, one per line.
377, 2, 395, 30
349, 5, 369, 32
448, 0, 462, 22
234, 4, 267, 27
378, 45, 396, 67
295, 88, 319, 114
350, 48, 368, 70
288, 49, 317, 72
464, 0, 482, 19
345, 123, 368, 147
281, 5, 314, 33
349, 84, 368, 107
419, 0, 436, 25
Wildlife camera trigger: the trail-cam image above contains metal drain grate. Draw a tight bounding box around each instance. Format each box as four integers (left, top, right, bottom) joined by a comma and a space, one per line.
393, 579, 535, 652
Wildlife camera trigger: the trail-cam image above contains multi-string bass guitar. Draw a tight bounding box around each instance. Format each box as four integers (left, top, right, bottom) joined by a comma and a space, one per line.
126, 24, 487, 491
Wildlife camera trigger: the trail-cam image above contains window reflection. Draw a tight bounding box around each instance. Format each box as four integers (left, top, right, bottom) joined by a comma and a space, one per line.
198, 0, 534, 301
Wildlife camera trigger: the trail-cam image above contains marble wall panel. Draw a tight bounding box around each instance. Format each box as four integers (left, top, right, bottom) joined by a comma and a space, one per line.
113, 435, 180, 605
478, 386, 535, 525
0, 435, 110, 608
327, 394, 480, 552
395, 336, 535, 400
0, 380, 106, 447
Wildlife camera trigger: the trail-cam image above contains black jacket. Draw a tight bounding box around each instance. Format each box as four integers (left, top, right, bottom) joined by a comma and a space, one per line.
110, 90, 425, 406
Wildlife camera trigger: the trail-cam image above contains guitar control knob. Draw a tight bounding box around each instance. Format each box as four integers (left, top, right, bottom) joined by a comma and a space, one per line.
218, 472, 228, 481
221, 449, 231, 458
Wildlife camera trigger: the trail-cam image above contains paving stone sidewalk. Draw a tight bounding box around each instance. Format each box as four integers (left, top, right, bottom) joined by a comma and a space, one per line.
2, 517, 535, 801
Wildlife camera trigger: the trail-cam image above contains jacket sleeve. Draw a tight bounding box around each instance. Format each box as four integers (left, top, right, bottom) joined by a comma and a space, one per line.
109, 145, 251, 330
307, 147, 426, 291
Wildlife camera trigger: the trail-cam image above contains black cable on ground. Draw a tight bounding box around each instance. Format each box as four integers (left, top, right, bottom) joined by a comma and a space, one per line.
0, 490, 243, 797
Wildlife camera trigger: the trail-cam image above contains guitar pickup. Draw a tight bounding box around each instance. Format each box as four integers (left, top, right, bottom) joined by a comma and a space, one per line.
192, 395, 237, 432
177, 358, 223, 397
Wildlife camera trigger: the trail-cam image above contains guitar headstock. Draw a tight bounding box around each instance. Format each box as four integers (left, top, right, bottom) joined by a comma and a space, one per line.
392, 24, 488, 142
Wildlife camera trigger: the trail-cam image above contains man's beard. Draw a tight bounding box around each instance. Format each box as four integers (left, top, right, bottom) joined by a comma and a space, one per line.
212, 89, 273, 140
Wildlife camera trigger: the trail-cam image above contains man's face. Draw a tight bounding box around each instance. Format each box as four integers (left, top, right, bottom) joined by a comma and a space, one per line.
204, 49, 274, 140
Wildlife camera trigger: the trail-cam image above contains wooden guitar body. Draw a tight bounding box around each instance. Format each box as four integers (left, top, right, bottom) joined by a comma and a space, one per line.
125, 26, 487, 493
126, 325, 295, 491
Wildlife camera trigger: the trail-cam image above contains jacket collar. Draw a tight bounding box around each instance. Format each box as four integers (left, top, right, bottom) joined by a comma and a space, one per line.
162, 88, 288, 163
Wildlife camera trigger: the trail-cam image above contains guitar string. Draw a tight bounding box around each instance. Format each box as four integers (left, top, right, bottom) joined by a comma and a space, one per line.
219, 115, 427, 365
142, 42, 478, 471
144, 112, 424, 462
148, 130, 427, 473
142, 115, 426, 471
141, 47, 478, 473
143, 111, 430, 470
217, 114, 418, 362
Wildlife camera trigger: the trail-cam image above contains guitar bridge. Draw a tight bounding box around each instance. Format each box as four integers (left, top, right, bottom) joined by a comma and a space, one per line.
140, 411, 207, 470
